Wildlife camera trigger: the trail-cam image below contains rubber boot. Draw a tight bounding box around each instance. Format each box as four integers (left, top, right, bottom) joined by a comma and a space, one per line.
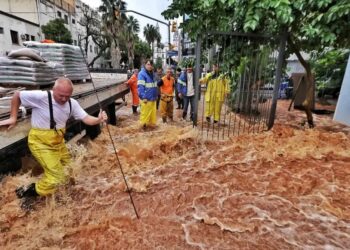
132, 105, 138, 114
16, 183, 39, 211
16, 183, 38, 199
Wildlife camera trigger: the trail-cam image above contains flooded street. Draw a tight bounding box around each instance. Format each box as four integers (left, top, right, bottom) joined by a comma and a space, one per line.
1, 100, 350, 249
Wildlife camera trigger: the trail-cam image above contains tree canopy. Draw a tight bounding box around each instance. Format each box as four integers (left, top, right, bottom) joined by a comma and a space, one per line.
163, 0, 350, 127
163, 0, 350, 52
41, 18, 72, 44
134, 37, 152, 69
143, 24, 162, 56
99, 0, 127, 68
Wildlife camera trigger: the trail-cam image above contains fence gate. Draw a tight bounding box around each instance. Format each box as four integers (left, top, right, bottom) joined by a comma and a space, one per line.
193, 31, 286, 140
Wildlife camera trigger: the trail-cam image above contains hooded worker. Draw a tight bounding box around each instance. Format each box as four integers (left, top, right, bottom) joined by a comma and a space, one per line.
0, 77, 108, 205
158, 67, 175, 123
126, 68, 139, 114
200, 63, 230, 123
137, 59, 158, 128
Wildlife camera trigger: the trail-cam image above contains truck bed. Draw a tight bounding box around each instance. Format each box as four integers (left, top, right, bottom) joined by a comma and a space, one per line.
0, 78, 129, 154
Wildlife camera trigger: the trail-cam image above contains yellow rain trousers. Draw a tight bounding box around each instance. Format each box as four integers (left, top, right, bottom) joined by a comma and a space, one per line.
140, 100, 157, 126
28, 128, 70, 196
205, 99, 224, 121
203, 74, 230, 121
159, 94, 174, 119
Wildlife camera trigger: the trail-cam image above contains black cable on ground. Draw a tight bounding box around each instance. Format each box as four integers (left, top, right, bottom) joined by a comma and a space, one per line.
78, 46, 139, 219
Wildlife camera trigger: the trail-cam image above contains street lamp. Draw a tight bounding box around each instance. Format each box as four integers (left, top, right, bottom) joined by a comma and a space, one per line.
120, 10, 171, 66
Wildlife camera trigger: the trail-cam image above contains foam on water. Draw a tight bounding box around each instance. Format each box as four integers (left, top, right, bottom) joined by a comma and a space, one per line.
1, 101, 350, 248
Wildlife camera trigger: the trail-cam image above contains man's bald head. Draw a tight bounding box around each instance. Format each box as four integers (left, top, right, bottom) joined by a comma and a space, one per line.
54, 77, 73, 91
52, 77, 73, 105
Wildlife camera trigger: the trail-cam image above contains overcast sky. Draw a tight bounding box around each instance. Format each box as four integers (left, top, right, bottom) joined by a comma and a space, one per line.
80, 0, 173, 44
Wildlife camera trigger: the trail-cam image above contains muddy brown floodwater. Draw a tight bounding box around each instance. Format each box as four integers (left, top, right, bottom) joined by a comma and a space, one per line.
1, 100, 350, 249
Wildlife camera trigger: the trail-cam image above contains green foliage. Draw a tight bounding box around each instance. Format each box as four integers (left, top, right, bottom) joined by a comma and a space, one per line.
134, 38, 152, 69
143, 24, 162, 57
163, 0, 350, 54
179, 57, 195, 68
41, 19, 72, 44
310, 48, 349, 89
155, 57, 163, 69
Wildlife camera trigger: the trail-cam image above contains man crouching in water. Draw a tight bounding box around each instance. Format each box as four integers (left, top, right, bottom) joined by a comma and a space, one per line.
0, 77, 108, 208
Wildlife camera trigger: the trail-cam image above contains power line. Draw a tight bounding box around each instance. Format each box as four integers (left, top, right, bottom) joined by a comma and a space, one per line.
6, 11, 84, 14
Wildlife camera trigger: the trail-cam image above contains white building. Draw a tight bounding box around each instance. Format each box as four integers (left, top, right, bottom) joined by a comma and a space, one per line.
0, 0, 40, 56
0, 0, 104, 68
286, 52, 310, 76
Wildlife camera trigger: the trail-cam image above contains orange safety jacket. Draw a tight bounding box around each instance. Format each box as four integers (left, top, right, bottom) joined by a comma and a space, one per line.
127, 74, 139, 105
159, 76, 175, 96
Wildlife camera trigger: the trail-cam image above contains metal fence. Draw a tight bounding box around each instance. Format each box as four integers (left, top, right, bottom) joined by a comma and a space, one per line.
193, 31, 286, 140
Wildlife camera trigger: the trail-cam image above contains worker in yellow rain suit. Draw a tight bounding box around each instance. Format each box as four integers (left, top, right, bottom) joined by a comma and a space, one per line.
138, 59, 158, 128
200, 64, 230, 123
0, 77, 108, 206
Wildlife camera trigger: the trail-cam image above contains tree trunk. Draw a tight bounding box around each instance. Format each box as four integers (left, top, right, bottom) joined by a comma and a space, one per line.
127, 39, 135, 69
88, 47, 106, 68
151, 42, 154, 59
110, 40, 121, 69
287, 36, 314, 128
84, 36, 89, 55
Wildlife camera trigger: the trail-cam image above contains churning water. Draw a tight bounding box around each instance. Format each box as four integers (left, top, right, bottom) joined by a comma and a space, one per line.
1, 100, 350, 249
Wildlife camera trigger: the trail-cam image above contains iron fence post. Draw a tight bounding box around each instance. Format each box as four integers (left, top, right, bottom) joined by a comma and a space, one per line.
267, 32, 287, 129
193, 35, 202, 126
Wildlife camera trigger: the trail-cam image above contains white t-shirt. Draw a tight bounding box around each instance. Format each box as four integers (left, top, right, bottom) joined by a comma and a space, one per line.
20, 90, 88, 129
187, 72, 194, 96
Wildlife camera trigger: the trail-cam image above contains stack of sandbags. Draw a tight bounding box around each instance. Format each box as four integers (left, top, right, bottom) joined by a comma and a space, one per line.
0, 48, 64, 86
23, 42, 90, 81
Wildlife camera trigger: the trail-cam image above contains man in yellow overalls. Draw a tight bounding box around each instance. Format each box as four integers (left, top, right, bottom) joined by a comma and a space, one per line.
0, 77, 108, 206
200, 64, 230, 123
157, 67, 175, 123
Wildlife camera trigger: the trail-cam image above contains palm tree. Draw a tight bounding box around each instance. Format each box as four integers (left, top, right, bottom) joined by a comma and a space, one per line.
125, 15, 140, 69
99, 0, 127, 68
143, 24, 161, 58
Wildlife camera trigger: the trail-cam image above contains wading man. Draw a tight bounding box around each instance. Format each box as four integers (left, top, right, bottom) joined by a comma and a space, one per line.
200, 64, 230, 123
158, 67, 175, 123
0, 77, 108, 203
138, 59, 158, 128
178, 63, 195, 121
126, 68, 139, 114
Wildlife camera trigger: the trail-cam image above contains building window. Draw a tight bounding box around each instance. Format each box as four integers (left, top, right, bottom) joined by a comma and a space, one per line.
64, 15, 68, 24
57, 11, 62, 18
10, 30, 19, 44
0, 27, 4, 34
74, 40, 77, 46
31, 35, 35, 41
90, 45, 92, 53
25, 34, 30, 41
72, 18, 75, 24
94, 46, 98, 53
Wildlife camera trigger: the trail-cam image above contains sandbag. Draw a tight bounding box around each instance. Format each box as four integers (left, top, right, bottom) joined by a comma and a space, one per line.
8, 48, 45, 62
23, 42, 90, 80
